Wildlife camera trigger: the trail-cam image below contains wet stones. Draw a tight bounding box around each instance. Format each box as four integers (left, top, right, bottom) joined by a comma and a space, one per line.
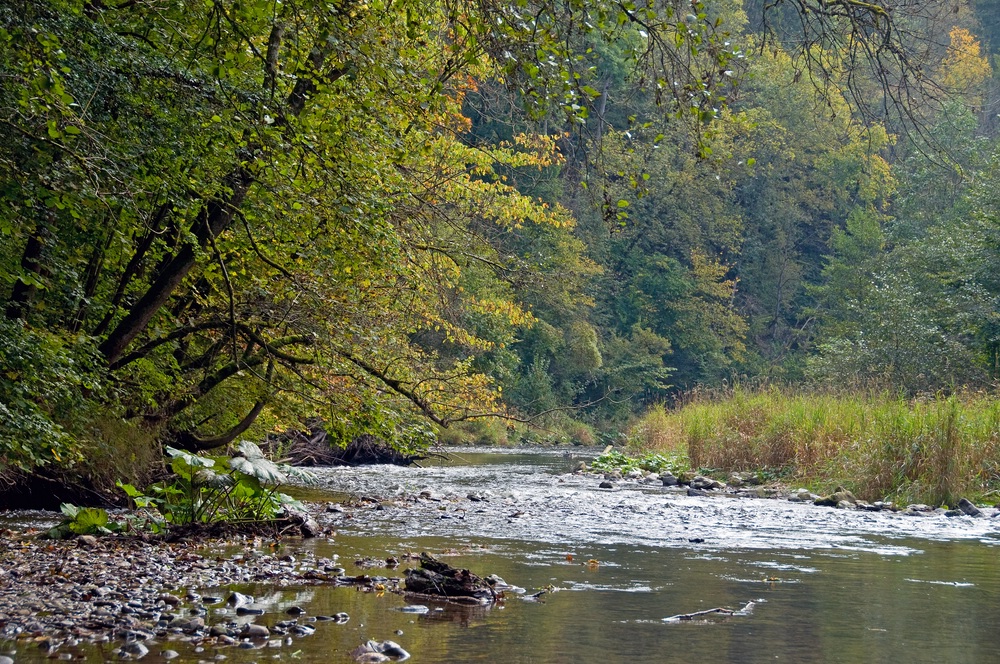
120, 641, 149, 658
813, 487, 858, 508
787, 488, 817, 503
351, 639, 411, 662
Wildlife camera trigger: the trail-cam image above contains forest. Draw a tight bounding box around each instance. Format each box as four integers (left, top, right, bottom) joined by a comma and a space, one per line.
2, 0, 1000, 501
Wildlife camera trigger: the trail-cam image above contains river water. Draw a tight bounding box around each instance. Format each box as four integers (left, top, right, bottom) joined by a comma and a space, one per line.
12, 448, 1000, 662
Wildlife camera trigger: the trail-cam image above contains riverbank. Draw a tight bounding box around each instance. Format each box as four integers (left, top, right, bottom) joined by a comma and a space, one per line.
624, 388, 1000, 506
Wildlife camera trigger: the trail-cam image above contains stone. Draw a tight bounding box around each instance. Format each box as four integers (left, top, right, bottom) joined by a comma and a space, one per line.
398, 605, 430, 614
299, 517, 322, 538
599, 481, 614, 489
209, 624, 230, 637
242, 623, 270, 639
121, 641, 149, 658
814, 488, 858, 507
689, 475, 724, 490
226, 592, 253, 608
958, 498, 983, 517
184, 616, 205, 631
378, 640, 410, 659
687, 487, 708, 497
660, 473, 679, 487
76, 535, 98, 548
688, 475, 714, 490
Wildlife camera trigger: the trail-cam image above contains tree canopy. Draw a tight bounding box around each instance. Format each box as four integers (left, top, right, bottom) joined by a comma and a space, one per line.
2, 0, 998, 494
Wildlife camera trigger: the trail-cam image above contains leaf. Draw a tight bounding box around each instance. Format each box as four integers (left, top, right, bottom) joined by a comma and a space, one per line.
234, 440, 266, 460
69, 507, 109, 534
60, 503, 79, 519
166, 446, 215, 470
194, 468, 234, 489
229, 454, 287, 484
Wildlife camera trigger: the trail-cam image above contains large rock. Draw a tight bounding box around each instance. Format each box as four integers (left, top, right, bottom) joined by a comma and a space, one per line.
814, 487, 858, 508
958, 498, 983, 517
660, 472, 679, 487
689, 475, 724, 490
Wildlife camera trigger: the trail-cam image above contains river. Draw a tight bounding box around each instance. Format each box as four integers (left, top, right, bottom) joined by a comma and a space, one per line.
8, 448, 1000, 663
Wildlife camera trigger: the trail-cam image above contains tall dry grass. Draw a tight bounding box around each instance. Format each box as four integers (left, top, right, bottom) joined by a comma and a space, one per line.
629, 387, 1000, 505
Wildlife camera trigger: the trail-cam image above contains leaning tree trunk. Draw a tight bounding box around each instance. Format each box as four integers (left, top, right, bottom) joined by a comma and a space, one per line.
98, 169, 252, 366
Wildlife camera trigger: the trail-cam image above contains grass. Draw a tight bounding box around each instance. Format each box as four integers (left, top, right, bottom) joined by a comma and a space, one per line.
626, 387, 1000, 506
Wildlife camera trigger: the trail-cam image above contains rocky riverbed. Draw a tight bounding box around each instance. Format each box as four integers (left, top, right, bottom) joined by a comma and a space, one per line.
0, 524, 399, 662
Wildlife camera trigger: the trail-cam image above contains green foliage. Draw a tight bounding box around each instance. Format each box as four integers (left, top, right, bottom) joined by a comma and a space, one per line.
118, 442, 313, 526
0, 319, 100, 474
44, 503, 123, 539
589, 449, 689, 476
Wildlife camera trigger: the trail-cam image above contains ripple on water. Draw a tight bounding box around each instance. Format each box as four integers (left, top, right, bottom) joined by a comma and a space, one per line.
306, 449, 1000, 555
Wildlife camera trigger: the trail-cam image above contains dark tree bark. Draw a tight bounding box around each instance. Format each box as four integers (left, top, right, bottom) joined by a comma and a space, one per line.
99, 168, 252, 365
6, 227, 44, 321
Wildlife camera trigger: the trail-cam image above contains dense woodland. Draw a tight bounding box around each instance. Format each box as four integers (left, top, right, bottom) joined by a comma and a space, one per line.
3, 0, 1000, 497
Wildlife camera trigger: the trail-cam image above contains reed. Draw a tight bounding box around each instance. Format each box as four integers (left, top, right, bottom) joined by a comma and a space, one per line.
629, 386, 1000, 505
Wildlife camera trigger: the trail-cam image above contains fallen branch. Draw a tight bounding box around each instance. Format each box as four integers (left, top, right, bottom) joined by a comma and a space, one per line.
663, 601, 755, 622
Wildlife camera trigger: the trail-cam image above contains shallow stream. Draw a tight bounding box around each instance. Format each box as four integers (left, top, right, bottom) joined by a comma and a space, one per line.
12, 448, 1000, 662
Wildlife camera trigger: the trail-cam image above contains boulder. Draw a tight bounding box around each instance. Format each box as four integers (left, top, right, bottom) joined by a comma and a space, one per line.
814, 487, 858, 507
660, 473, 679, 487
958, 498, 983, 517
689, 475, 724, 490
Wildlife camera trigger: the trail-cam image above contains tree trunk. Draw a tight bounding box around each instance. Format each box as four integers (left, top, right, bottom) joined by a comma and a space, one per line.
6, 227, 44, 320
99, 168, 252, 365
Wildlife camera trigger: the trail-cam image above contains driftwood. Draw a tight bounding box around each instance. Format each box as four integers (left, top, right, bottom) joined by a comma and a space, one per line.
264, 423, 422, 466
663, 601, 755, 622
403, 553, 499, 603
